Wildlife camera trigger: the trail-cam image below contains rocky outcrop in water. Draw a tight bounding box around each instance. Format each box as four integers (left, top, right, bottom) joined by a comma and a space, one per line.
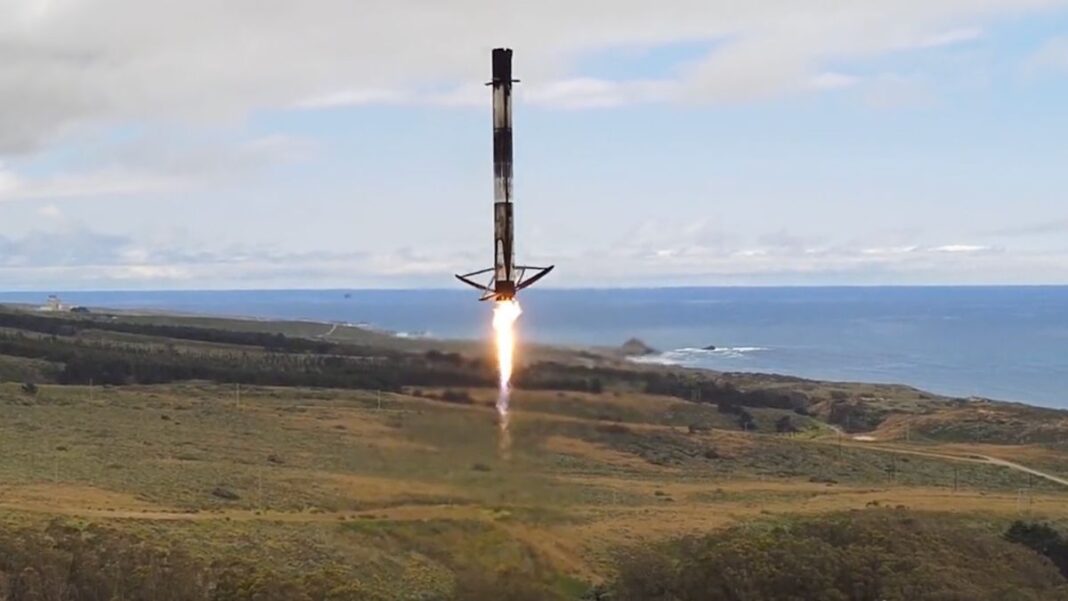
620, 338, 657, 356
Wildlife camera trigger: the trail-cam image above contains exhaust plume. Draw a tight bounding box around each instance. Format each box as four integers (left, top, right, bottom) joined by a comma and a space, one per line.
492, 299, 521, 455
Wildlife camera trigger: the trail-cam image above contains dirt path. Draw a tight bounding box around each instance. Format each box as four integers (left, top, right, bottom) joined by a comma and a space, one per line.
983, 455, 1068, 487
816, 439, 1068, 488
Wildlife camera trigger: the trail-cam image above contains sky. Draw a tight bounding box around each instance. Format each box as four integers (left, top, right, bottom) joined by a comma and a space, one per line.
0, 1, 1067, 290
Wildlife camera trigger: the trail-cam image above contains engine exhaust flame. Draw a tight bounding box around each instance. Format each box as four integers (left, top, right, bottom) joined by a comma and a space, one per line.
492, 300, 521, 455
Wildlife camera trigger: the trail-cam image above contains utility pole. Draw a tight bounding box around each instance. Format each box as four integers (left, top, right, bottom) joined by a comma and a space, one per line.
235, 383, 241, 409
377, 390, 382, 411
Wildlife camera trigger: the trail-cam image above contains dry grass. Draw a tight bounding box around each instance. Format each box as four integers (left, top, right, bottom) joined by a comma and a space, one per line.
0, 380, 1066, 593
277, 405, 438, 452
542, 435, 663, 472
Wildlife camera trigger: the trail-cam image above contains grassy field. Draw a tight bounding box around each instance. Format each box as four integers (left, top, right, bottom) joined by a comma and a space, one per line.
0, 379, 1066, 598
0, 305, 1064, 598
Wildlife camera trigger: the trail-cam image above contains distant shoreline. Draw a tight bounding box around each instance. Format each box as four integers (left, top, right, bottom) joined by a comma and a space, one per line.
1, 287, 1063, 409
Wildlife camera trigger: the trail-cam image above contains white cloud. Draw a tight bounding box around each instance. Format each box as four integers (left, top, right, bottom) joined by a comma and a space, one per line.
0, 223, 1055, 288
0, 132, 315, 202
37, 204, 62, 219
425, 84, 488, 108
863, 74, 937, 109
982, 218, 1068, 237
809, 72, 860, 90
0, 165, 179, 201
0, 164, 20, 195
238, 134, 317, 164
297, 89, 410, 109
0, 0, 1062, 152
861, 245, 920, 256
524, 78, 676, 109
912, 27, 985, 49
930, 244, 993, 253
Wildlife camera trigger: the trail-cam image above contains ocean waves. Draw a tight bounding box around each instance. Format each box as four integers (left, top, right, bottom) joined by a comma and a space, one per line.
632, 346, 769, 366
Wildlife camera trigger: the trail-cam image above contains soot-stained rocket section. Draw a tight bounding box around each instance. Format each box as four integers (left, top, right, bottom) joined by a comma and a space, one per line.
456, 48, 553, 301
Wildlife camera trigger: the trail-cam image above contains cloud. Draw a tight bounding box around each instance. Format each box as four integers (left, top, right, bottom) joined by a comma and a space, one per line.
556, 219, 1042, 284
930, 244, 995, 253
524, 78, 676, 109
0, 222, 1057, 289
860, 245, 921, 256
863, 74, 937, 109
0, 165, 179, 202
0, 228, 133, 267
809, 72, 860, 90
0, 0, 1062, 151
574, 238, 1043, 285
37, 204, 63, 219
0, 225, 483, 289
0, 132, 314, 202
296, 89, 411, 109
982, 218, 1068, 237
911, 27, 985, 49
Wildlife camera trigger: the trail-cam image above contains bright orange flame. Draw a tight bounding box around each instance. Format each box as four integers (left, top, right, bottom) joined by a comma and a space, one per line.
492, 300, 521, 455
493, 299, 522, 398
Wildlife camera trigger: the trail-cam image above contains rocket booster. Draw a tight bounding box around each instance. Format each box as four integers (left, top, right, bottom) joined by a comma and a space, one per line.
456, 48, 553, 301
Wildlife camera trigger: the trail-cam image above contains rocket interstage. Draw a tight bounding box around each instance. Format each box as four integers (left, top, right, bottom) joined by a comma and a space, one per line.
456, 48, 553, 301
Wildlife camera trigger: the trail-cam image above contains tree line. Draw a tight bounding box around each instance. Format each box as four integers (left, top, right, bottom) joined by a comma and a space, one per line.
0, 308, 817, 414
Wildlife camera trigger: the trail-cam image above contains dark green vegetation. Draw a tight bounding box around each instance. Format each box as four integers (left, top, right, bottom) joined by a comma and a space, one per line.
0, 307, 842, 416
0, 305, 1065, 599
0, 519, 565, 601
1007, 521, 1068, 579
608, 512, 1068, 601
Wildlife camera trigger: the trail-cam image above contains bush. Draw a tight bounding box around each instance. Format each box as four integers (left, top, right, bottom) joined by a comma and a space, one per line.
0, 521, 210, 600
440, 389, 474, 404
609, 511, 1068, 601
1006, 521, 1068, 578
211, 486, 240, 501
596, 423, 632, 436
451, 566, 562, 601
775, 415, 798, 433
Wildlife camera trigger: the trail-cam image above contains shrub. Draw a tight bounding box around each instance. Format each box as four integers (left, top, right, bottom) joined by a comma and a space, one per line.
596, 423, 631, 436
211, 486, 240, 501
775, 415, 798, 433
609, 511, 1068, 601
1006, 521, 1068, 578
440, 389, 474, 404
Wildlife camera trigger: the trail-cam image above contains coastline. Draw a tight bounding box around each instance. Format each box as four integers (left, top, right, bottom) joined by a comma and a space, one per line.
1, 290, 1063, 410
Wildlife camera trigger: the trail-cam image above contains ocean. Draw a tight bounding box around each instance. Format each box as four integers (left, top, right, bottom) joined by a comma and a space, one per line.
0, 286, 1064, 408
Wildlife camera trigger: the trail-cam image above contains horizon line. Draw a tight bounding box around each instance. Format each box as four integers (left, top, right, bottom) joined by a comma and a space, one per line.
1, 283, 1068, 295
